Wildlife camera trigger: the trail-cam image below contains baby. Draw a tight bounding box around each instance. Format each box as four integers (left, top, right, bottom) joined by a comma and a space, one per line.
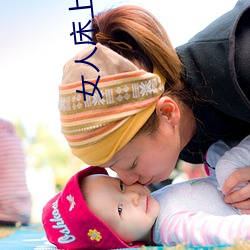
42, 135, 250, 249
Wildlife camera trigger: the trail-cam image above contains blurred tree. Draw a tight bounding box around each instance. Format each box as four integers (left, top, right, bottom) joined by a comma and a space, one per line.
14, 118, 26, 139
14, 120, 85, 191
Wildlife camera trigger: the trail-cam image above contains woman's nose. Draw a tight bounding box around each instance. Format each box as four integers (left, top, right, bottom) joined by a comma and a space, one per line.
112, 168, 139, 185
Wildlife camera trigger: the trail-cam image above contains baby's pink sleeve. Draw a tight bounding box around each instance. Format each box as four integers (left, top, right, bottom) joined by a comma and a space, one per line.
160, 210, 250, 246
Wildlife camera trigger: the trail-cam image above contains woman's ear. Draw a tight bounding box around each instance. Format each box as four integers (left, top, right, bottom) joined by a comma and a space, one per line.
156, 96, 180, 126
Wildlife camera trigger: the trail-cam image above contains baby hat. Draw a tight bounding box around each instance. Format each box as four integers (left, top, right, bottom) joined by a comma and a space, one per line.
42, 166, 141, 249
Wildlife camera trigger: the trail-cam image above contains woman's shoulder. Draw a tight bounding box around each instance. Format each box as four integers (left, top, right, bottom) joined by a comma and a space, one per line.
176, 0, 250, 123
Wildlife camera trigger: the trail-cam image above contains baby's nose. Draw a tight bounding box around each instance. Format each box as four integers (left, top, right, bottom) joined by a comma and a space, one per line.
126, 191, 140, 206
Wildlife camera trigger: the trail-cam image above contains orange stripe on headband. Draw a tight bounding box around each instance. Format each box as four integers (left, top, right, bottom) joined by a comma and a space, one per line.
59, 70, 146, 91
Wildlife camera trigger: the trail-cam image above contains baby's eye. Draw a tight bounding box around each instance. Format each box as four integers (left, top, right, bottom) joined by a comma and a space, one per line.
120, 180, 124, 191
118, 204, 123, 216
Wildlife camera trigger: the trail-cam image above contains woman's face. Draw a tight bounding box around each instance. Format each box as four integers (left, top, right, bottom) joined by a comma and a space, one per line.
100, 118, 182, 186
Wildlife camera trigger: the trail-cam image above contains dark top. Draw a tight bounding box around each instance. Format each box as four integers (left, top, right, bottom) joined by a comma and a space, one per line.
176, 0, 250, 164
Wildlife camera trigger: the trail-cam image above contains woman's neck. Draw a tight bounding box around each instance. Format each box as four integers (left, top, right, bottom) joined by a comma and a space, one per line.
179, 103, 197, 149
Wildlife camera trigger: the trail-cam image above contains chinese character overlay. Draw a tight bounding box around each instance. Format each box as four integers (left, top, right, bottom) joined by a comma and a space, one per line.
76, 75, 102, 101
69, 0, 94, 18
69, 0, 102, 100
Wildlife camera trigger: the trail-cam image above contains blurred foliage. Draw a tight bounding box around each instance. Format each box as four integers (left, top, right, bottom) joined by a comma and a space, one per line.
14, 118, 26, 139
14, 120, 86, 191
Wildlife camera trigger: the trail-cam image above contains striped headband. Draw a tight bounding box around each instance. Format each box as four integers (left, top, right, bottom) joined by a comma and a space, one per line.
59, 43, 165, 165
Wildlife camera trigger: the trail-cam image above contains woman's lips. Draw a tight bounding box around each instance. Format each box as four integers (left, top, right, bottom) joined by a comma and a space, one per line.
143, 177, 154, 186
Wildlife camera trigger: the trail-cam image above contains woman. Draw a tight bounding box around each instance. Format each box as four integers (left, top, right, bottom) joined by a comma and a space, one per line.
59, 1, 250, 211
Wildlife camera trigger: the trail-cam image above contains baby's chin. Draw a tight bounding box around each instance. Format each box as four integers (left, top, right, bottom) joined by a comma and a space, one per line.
148, 196, 160, 219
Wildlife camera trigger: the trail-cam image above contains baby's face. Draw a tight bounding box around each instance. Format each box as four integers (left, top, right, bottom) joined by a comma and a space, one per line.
84, 174, 160, 244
